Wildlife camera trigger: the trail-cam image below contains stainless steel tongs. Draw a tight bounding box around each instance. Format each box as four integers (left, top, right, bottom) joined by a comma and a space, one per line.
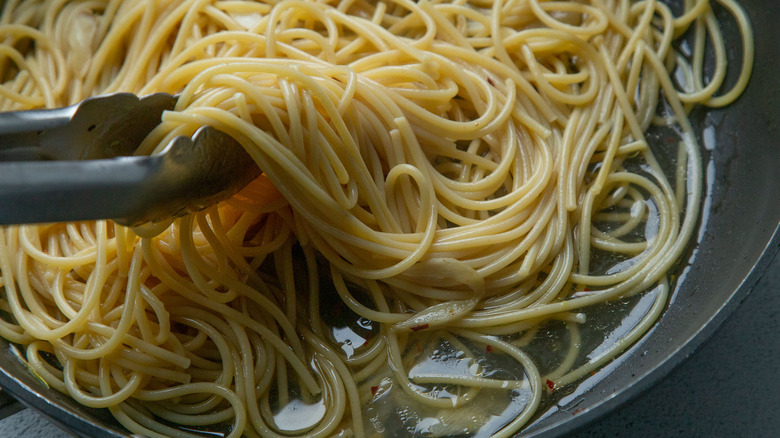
0, 93, 259, 227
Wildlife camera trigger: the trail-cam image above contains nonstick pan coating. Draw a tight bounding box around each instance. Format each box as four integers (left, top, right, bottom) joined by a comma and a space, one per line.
0, 1, 778, 436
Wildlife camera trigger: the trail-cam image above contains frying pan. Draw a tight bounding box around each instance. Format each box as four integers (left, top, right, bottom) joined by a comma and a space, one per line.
0, 0, 778, 436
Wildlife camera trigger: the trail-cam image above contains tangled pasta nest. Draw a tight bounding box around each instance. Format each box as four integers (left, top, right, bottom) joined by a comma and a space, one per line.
0, 1, 752, 437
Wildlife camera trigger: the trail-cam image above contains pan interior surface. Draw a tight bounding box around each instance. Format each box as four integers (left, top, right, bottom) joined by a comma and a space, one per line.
0, 1, 778, 437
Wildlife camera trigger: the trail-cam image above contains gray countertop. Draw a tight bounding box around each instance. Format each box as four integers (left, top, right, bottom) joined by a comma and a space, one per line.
1, 253, 778, 437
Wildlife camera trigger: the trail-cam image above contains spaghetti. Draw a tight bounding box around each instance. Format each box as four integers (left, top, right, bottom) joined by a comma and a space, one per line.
0, 1, 753, 437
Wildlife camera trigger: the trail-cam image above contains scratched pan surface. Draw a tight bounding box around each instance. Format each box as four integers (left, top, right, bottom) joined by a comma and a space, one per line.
0, 1, 778, 437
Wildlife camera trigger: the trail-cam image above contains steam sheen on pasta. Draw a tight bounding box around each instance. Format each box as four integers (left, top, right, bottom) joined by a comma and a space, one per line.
0, 1, 752, 437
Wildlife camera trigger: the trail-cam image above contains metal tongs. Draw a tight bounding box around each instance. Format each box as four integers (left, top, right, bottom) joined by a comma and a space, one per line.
0, 93, 259, 227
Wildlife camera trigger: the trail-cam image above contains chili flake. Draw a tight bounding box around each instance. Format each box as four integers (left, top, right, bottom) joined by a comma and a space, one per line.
410, 324, 429, 332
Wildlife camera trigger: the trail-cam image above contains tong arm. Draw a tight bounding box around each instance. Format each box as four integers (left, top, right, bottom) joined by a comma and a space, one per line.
0, 93, 176, 161
0, 157, 165, 226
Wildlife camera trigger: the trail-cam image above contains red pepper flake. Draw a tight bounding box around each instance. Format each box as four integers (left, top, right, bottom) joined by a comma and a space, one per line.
584, 287, 591, 292
487, 77, 495, 86
486, 345, 494, 353
371, 386, 379, 396
410, 324, 429, 332
416, 343, 422, 353
546, 379, 556, 392
573, 407, 586, 415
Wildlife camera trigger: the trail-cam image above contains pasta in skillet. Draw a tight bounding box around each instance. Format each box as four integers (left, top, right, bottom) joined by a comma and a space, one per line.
0, 0, 752, 437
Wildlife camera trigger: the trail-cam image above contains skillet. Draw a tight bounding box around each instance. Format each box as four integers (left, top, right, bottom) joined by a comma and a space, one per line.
0, 0, 778, 436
